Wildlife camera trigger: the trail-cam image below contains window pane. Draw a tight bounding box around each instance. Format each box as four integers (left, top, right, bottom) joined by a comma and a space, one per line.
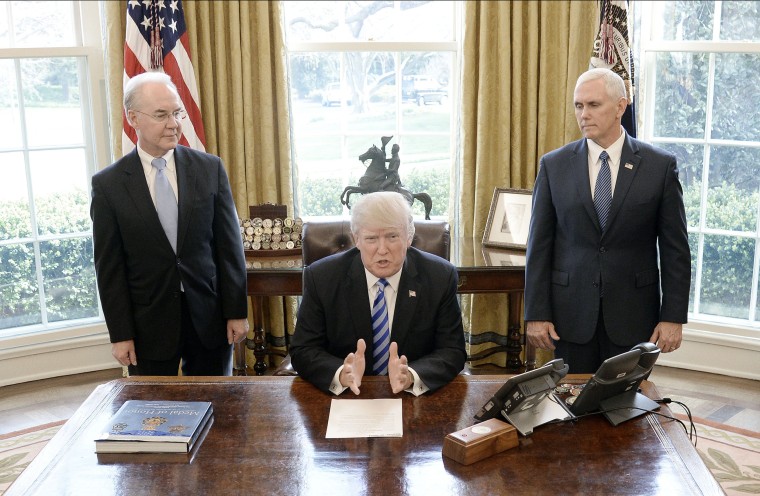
0, 59, 23, 150
0, 242, 41, 329
20, 57, 84, 148
289, 56, 453, 218
706, 146, 760, 232
284, 1, 454, 42
720, 1, 760, 41
699, 234, 753, 319
9, 1, 76, 47
0, 151, 32, 240
653, 52, 708, 139
293, 134, 349, 216
40, 236, 97, 323
0, 3, 8, 47
711, 53, 760, 141
652, 1, 714, 41
657, 143, 703, 228
29, 148, 90, 235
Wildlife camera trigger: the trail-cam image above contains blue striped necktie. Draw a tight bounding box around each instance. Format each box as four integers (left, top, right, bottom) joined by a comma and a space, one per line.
594, 151, 612, 232
151, 157, 178, 253
371, 278, 391, 375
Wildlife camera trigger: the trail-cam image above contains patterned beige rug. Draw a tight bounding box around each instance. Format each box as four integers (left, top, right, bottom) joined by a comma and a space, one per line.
683, 416, 760, 495
0, 421, 64, 495
1, 417, 758, 494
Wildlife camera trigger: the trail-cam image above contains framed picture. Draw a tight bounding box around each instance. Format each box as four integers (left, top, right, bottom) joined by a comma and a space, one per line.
482, 188, 532, 250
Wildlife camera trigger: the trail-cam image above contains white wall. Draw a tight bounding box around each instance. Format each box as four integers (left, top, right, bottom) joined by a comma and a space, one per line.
0, 323, 118, 387
1, 320, 757, 386
657, 323, 760, 380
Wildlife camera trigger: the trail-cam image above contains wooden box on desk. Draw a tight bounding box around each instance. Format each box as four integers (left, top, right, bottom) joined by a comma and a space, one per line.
442, 418, 518, 465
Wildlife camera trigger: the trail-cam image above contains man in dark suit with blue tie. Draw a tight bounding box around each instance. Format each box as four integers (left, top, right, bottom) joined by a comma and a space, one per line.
290, 192, 466, 395
525, 68, 690, 373
91, 72, 248, 376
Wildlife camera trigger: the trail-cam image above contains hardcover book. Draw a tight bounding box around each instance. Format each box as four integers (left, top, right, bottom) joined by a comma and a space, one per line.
95, 400, 213, 453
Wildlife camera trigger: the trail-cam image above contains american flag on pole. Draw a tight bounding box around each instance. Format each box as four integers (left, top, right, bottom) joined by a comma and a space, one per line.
590, 0, 636, 137
123, 0, 206, 155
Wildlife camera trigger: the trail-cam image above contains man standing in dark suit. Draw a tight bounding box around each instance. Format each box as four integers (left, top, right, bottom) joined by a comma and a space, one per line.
91, 72, 248, 376
524, 68, 690, 373
290, 192, 466, 395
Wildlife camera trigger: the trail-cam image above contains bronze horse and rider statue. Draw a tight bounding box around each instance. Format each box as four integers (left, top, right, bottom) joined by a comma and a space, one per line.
340, 136, 433, 219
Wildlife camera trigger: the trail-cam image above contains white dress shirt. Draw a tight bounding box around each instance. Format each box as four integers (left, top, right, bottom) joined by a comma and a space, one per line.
137, 146, 178, 207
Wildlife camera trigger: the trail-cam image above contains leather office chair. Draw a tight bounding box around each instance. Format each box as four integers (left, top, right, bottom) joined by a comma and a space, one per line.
273, 216, 451, 376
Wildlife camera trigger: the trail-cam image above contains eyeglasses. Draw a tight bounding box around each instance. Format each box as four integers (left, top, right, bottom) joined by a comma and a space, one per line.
132, 109, 188, 123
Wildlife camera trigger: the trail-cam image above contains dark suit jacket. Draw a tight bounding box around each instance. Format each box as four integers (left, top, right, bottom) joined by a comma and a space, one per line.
90, 145, 247, 360
524, 134, 690, 347
290, 247, 466, 393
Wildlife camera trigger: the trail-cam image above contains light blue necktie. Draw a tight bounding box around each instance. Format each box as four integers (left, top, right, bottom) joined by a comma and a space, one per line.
151, 157, 178, 253
371, 279, 391, 375
594, 151, 612, 232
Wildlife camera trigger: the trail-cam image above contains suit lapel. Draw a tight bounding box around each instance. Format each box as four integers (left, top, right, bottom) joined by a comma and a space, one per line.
121, 148, 173, 251
347, 255, 374, 349
571, 140, 600, 231
390, 253, 419, 351
606, 135, 641, 231
174, 146, 197, 254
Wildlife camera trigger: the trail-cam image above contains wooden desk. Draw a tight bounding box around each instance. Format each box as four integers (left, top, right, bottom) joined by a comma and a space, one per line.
240, 237, 529, 375
8, 376, 721, 495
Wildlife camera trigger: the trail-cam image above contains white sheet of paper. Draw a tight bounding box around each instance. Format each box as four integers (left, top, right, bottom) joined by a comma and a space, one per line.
325, 398, 403, 438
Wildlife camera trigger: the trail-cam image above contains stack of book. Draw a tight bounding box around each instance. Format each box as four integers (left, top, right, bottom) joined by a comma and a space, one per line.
95, 400, 213, 454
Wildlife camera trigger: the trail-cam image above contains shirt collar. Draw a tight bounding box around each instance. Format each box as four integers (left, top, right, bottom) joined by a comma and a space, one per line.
365, 267, 403, 294
137, 145, 176, 175
587, 126, 626, 166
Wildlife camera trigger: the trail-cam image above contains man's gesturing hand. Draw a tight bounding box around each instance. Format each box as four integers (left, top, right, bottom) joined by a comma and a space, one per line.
340, 338, 367, 395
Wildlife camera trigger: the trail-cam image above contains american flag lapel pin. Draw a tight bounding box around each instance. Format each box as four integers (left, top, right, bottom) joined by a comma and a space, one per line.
409, 290, 416, 297
625, 162, 634, 170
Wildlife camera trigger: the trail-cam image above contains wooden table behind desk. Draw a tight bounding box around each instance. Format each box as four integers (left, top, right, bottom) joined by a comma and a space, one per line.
8, 376, 720, 496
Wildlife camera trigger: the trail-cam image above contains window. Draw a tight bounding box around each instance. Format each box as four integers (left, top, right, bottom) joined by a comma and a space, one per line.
638, 1, 760, 330
282, 1, 460, 220
0, 1, 107, 335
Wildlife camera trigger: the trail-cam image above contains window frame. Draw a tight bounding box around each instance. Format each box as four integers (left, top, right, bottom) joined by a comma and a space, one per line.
637, 1, 760, 336
0, 1, 109, 341
283, 2, 463, 227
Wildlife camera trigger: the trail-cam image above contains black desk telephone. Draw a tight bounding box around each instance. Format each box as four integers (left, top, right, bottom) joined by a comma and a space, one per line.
474, 358, 569, 423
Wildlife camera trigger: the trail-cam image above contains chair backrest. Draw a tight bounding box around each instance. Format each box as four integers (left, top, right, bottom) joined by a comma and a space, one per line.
302, 216, 450, 265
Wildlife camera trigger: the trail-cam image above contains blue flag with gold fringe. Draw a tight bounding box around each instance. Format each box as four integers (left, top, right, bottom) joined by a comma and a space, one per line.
590, 0, 636, 137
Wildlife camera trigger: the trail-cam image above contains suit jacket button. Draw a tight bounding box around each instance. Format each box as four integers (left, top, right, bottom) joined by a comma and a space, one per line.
599, 247, 606, 253
176, 258, 181, 265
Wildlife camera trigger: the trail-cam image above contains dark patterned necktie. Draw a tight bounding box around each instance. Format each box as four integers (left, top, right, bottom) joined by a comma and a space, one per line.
594, 151, 612, 232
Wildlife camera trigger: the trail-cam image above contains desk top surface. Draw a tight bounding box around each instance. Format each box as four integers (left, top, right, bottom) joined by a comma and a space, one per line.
9, 375, 720, 496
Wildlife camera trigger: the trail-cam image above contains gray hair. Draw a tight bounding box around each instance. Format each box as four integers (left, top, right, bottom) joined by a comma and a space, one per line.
350, 192, 415, 241
123, 72, 179, 111
576, 68, 627, 101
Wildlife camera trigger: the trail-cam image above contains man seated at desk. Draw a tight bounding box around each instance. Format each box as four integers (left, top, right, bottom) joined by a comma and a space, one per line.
290, 192, 466, 396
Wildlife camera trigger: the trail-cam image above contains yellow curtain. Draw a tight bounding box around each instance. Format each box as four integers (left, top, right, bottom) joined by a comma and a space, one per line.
103, 1, 294, 372
459, 1, 597, 369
